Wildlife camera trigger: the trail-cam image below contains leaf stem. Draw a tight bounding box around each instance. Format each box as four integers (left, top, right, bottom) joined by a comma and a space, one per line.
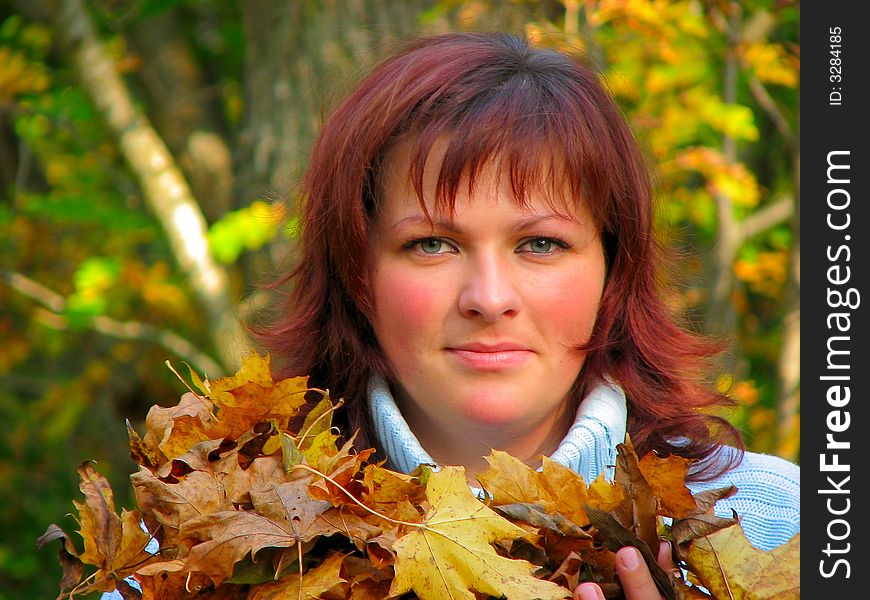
165, 360, 201, 397
297, 539, 303, 600
291, 464, 424, 529
296, 398, 345, 446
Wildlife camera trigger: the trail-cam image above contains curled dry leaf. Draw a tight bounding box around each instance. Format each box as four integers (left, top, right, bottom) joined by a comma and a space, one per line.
40, 352, 799, 599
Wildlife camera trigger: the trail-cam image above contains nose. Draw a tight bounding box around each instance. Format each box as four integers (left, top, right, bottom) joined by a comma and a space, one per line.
457, 253, 520, 321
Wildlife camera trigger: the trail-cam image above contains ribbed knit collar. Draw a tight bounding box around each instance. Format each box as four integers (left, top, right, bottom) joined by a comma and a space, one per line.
367, 374, 627, 485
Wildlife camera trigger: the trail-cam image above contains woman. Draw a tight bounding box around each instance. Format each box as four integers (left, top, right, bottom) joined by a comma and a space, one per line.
255, 32, 799, 600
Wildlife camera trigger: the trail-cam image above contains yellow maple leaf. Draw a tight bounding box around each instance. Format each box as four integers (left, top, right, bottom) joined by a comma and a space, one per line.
478, 450, 591, 527
390, 466, 571, 600
686, 524, 800, 600
208, 353, 309, 438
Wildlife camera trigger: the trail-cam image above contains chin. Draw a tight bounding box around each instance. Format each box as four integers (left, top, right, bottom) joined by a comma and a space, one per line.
457, 393, 531, 428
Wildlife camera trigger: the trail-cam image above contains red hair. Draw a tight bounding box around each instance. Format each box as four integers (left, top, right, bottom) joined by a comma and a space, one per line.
252, 32, 742, 479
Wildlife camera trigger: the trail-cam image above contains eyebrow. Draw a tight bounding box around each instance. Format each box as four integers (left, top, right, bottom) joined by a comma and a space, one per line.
390, 215, 462, 233
389, 213, 577, 234
509, 214, 578, 231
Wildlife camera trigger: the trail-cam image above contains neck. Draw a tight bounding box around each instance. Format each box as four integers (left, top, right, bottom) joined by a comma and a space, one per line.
401, 402, 569, 478
367, 373, 628, 485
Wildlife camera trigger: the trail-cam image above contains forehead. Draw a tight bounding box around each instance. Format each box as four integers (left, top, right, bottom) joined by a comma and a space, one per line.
378, 135, 586, 222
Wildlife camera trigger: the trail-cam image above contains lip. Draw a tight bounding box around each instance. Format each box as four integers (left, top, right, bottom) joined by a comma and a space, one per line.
446, 343, 532, 371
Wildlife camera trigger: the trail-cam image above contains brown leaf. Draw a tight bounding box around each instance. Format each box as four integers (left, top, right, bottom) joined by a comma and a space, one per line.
249, 477, 339, 541
685, 525, 799, 599
548, 551, 583, 591
308, 442, 375, 504
142, 393, 215, 464
671, 486, 738, 558
494, 503, 591, 539
178, 510, 302, 586
637, 452, 697, 518
246, 551, 347, 600
72, 462, 154, 593
344, 555, 393, 600
37, 524, 85, 594
613, 440, 660, 555
586, 506, 676, 600
132, 466, 228, 546
136, 563, 243, 599
478, 450, 591, 527
127, 419, 160, 470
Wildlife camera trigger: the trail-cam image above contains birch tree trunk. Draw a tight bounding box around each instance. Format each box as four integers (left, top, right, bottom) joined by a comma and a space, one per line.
42, 0, 244, 371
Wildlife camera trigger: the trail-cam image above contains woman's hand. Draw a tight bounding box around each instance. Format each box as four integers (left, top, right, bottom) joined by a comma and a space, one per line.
573, 541, 673, 600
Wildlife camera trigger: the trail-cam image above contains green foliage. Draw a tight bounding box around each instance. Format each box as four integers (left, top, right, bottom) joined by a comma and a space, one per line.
208, 201, 283, 264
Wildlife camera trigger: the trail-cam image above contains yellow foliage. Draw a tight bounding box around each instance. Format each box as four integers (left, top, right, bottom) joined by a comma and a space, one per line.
0, 46, 49, 100
734, 250, 788, 297
677, 147, 761, 207
741, 42, 799, 87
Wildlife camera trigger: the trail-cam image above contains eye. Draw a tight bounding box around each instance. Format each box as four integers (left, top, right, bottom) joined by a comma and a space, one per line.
518, 237, 569, 254
404, 237, 457, 255
419, 238, 444, 253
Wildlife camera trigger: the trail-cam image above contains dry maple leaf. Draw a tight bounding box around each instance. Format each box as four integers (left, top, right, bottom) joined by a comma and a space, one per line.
637, 452, 697, 519
390, 466, 572, 600
36, 524, 85, 594
44, 462, 157, 597
245, 551, 347, 600
478, 451, 591, 528
685, 524, 800, 600
612, 439, 660, 557
75, 463, 154, 584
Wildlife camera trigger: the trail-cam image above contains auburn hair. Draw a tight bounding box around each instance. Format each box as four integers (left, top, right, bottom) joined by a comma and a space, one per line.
251, 32, 743, 480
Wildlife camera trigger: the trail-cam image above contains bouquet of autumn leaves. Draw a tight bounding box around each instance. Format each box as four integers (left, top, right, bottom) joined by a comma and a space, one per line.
39, 354, 799, 600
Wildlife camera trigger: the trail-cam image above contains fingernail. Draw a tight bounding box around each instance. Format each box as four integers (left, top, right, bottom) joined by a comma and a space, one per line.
619, 547, 641, 571
576, 584, 605, 600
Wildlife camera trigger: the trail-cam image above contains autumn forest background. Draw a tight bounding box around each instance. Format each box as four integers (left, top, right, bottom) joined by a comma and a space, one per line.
0, 1, 798, 597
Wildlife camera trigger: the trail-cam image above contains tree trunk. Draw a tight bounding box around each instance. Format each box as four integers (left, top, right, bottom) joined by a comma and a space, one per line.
237, 0, 434, 207
775, 151, 800, 460
41, 0, 243, 371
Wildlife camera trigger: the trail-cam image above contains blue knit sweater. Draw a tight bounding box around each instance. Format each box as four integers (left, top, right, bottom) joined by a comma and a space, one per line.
368, 375, 800, 552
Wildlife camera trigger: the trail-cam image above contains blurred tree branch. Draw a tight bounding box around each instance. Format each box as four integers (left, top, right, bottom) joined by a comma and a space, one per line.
3, 269, 223, 376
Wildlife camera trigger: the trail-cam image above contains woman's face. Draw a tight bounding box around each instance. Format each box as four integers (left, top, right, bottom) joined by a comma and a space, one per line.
369, 141, 606, 454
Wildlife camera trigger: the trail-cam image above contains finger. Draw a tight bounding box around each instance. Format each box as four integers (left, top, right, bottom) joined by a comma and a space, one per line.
657, 540, 674, 571
573, 582, 605, 600
615, 546, 663, 600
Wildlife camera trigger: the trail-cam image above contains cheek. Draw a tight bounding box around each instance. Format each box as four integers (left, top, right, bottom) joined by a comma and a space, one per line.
534, 272, 604, 344
372, 269, 446, 350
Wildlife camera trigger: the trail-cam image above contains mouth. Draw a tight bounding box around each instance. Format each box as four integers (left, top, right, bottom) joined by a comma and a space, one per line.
446, 343, 533, 370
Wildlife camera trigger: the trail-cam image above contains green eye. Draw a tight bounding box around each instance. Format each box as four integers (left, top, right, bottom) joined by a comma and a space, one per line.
528, 238, 553, 253
419, 238, 444, 253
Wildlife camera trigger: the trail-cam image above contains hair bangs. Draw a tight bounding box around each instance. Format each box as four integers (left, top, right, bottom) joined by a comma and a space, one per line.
396, 71, 610, 228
